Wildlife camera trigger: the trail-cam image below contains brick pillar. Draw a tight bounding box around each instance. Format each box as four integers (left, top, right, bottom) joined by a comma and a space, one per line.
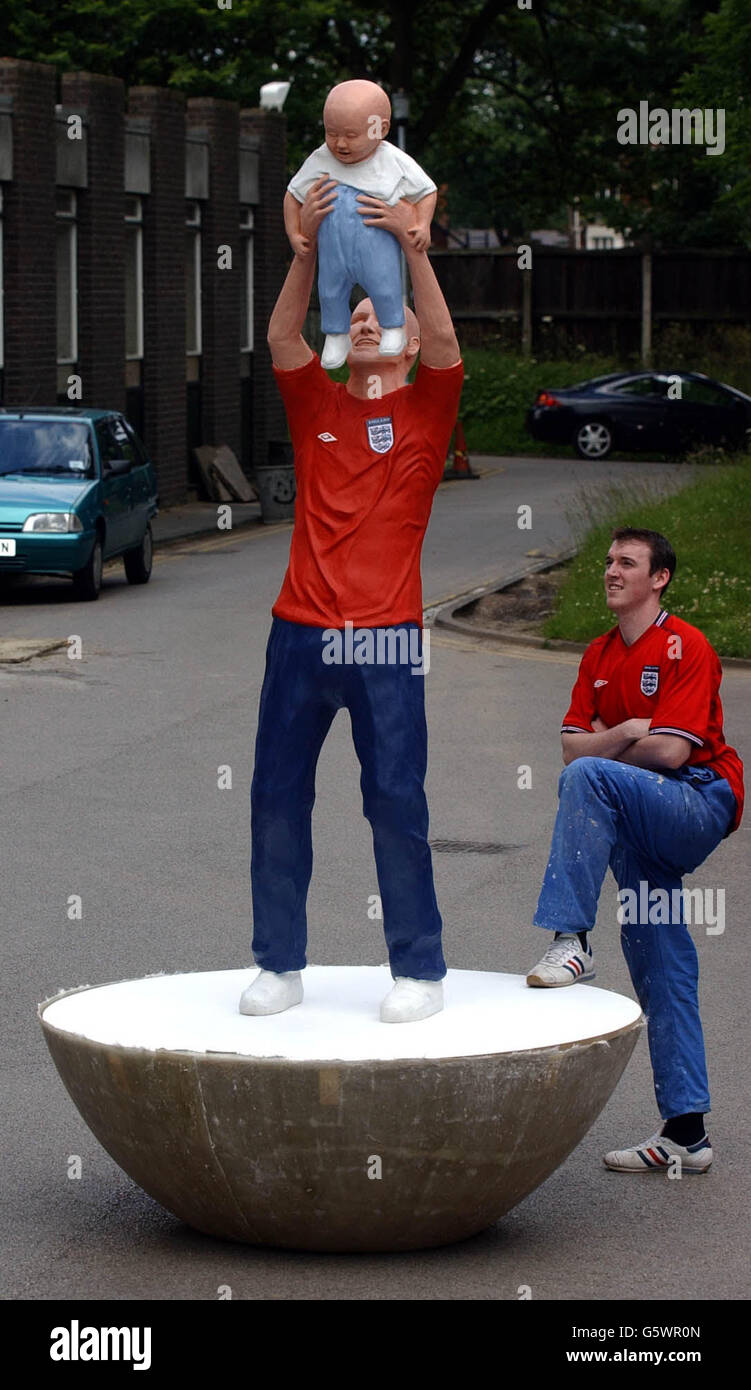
186, 97, 240, 465
0, 59, 57, 406
60, 71, 126, 413
239, 108, 288, 470
127, 86, 186, 506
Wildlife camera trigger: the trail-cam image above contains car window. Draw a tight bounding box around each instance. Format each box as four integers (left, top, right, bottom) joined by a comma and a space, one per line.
95, 421, 118, 469
110, 416, 138, 466
676, 379, 733, 406
96, 418, 134, 470
0, 419, 94, 476
606, 377, 661, 397
120, 418, 148, 466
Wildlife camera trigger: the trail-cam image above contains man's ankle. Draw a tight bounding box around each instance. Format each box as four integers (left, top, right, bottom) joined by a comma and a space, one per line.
554, 930, 590, 952
661, 1112, 707, 1147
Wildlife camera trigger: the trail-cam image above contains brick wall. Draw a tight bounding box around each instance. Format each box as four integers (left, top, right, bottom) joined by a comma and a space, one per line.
0, 59, 57, 405
61, 71, 126, 414
240, 108, 288, 467
187, 97, 241, 467
0, 59, 289, 506
127, 85, 187, 504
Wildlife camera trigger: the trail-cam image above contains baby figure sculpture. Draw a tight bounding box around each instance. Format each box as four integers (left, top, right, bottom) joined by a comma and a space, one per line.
284, 79, 438, 369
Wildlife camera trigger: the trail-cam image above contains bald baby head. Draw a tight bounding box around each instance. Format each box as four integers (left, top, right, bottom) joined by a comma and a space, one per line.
324, 79, 391, 128
323, 81, 391, 162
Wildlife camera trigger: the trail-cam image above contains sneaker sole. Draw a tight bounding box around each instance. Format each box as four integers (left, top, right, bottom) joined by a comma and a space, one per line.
526, 969, 596, 988
603, 1156, 712, 1173
604, 1163, 712, 1174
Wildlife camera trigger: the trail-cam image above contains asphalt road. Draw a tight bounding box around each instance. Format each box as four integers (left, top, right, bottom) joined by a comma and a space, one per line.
2, 456, 749, 1301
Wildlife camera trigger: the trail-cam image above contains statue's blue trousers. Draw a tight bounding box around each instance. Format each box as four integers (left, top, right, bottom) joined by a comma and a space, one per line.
316, 183, 405, 335
251, 616, 445, 980
533, 756, 737, 1118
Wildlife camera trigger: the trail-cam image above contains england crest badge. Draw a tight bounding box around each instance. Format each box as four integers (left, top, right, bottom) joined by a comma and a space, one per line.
366, 416, 394, 453
640, 664, 660, 696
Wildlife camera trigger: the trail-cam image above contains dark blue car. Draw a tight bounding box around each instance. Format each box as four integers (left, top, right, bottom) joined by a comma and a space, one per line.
526, 371, 751, 459
0, 408, 158, 599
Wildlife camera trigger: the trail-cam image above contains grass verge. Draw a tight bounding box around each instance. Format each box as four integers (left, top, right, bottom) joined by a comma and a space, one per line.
542, 457, 751, 657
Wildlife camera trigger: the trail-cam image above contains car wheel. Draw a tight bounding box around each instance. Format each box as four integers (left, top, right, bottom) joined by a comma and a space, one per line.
123, 523, 153, 585
574, 420, 613, 459
72, 537, 103, 601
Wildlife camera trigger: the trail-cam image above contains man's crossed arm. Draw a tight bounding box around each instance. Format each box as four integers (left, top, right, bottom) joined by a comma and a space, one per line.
562, 717, 692, 771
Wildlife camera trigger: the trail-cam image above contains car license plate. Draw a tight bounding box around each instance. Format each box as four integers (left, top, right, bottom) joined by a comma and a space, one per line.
0, 538, 16, 557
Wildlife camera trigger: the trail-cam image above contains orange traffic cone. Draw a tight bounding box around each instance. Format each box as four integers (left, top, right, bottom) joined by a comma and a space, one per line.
444, 419, 477, 479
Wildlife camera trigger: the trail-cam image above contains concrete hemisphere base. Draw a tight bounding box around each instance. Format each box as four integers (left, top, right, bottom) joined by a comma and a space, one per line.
40, 966, 643, 1252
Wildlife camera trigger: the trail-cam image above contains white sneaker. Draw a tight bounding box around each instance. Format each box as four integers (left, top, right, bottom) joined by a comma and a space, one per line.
526, 933, 595, 987
321, 333, 351, 369
380, 977, 443, 1023
378, 326, 407, 356
604, 1131, 712, 1173
238, 969, 303, 1016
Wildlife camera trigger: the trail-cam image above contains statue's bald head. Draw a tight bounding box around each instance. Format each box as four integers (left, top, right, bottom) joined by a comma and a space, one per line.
324, 80, 391, 136
349, 300, 421, 369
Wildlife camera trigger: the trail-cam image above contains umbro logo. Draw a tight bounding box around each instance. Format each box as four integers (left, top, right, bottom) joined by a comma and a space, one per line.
317, 431, 337, 442
594, 679, 608, 687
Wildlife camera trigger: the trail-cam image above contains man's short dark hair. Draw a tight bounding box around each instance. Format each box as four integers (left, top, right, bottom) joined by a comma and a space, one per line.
610, 527, 677, 595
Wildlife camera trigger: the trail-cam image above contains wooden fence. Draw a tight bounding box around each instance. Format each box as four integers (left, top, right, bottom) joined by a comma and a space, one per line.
427, 248, 751, 360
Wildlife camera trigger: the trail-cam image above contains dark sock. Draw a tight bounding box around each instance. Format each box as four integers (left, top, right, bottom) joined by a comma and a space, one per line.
661, 1113, 706, 1147
554, 930, 590, 952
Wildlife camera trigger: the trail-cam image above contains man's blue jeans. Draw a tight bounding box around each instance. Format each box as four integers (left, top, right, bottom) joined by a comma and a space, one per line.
533, 756, 737, 1118
316, 183, 405, 335
250, 617, 445, 980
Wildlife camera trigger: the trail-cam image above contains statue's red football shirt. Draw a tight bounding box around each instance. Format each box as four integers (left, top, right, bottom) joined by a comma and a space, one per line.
562, 608, 744, 832
270, 353, 463, 629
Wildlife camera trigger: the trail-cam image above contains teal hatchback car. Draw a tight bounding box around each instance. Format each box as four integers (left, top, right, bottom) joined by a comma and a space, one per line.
0, 408, 159, 600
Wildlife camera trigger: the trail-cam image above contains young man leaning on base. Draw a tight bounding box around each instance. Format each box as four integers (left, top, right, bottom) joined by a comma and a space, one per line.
526, 528, 744, 1172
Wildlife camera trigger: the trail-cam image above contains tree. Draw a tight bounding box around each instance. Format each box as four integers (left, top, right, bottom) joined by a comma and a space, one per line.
1, 0, 747, 245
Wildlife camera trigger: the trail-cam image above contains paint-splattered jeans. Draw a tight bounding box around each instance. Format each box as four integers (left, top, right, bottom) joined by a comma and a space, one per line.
533, 756, 737, 1118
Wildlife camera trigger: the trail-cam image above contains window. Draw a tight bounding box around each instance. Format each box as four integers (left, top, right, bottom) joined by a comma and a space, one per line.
110, 415, 138, 465
121, 417, 148, 465
0, 419, 93, 476
676, 378, 733, 407
56, 190, 78, 366
186, 200, 202, 355
607, 376, 661, 397
95, 420, 119, 470
240, 207, 254, 352
125, 196, 143, 360
96, 418, 134, 470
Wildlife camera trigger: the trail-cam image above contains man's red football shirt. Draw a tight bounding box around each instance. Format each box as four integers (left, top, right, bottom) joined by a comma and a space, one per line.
562, 608, 744, 833
270, 353, 463, 628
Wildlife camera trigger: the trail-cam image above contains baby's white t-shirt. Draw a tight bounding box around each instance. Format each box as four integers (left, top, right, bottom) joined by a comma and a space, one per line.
287, 140, 436, 206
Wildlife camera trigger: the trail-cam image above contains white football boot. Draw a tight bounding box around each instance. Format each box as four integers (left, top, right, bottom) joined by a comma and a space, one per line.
239, 969, 303, 1016
380, 977, 444, 1023
378, 326, 407, 356
321, 333, 351, 369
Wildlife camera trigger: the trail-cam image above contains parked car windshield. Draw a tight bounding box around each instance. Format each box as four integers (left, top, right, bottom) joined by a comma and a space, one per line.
0, 419, 94, 476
